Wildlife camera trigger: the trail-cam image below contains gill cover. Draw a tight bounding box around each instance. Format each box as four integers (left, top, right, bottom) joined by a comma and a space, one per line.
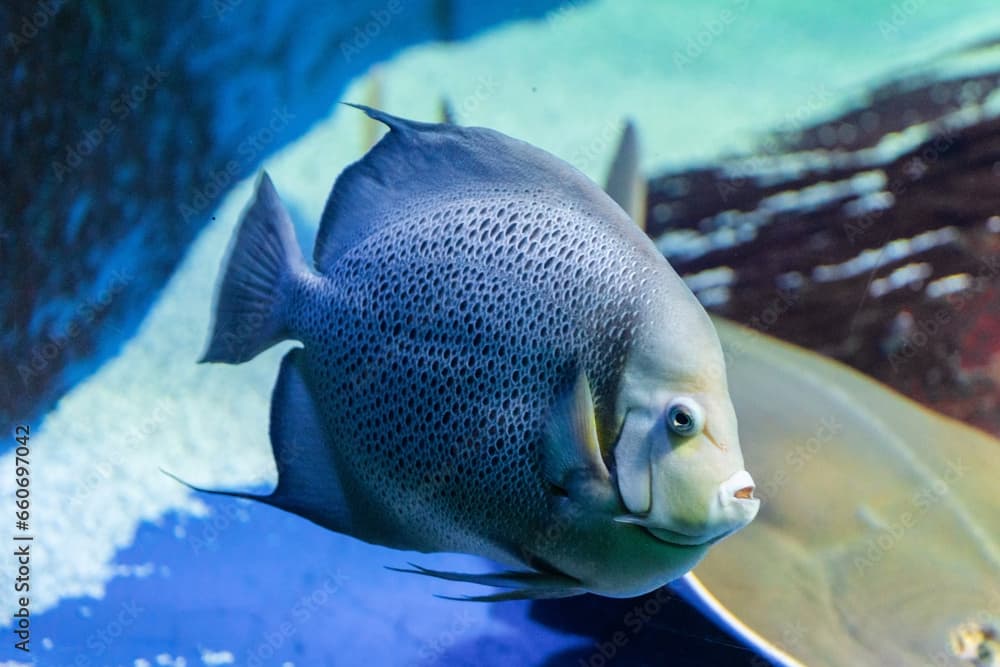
613, 396, 758, 545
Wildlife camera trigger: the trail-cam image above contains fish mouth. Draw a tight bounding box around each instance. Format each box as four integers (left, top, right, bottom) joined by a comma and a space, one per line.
614, 470, 760, 547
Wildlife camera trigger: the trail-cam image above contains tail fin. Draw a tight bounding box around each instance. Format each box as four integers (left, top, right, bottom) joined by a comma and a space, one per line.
200, 172, 307, 364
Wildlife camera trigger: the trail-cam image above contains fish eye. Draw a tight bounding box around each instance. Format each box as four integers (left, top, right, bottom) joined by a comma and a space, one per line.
666, 398, 704, 436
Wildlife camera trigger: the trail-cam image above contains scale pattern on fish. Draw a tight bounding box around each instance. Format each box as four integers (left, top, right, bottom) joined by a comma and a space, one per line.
196, 106, 759, 600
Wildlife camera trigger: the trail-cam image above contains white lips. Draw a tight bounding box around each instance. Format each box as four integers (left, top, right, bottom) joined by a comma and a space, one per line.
708, 470, 760, 530
720, 470, 756, 502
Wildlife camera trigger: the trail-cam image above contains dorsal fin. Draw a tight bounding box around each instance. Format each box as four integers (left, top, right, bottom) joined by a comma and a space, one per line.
313, 104, 631, 274
360, 69, 386, 152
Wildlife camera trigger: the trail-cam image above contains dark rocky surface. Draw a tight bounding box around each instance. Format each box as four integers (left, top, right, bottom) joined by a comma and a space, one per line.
647, 63, 1000, 437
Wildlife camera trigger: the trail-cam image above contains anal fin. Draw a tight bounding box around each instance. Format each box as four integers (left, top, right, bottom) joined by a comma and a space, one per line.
170, 349, 353, 535
262, 348, 353, 532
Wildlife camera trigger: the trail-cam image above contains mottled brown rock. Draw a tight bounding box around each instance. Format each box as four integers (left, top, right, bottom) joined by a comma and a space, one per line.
648, 67, 1000, 436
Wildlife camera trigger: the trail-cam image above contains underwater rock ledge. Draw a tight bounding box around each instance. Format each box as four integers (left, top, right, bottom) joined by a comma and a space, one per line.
0, 0, 562, 436
648, 61, 1000, 436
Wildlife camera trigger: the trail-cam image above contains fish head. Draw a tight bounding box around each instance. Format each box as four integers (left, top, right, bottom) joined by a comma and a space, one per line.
613, 312, 760, 547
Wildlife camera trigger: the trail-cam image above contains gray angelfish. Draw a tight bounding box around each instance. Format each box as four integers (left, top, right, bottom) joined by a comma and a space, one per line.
195, 105, 759, 600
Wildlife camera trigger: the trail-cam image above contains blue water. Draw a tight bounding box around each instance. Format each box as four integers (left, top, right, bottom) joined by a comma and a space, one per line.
32, 495, 756, 666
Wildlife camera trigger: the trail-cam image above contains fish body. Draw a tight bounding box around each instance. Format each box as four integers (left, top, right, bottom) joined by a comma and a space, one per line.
199, 107, 758, 599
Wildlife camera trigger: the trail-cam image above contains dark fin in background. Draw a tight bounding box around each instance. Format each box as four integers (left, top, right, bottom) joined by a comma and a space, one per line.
313, 104, 632, 274
439, 97, 456, 124
169, 349, 354, 534
604, 118, 647, 230
387, 563, 582, 602
200, 172, 308, 364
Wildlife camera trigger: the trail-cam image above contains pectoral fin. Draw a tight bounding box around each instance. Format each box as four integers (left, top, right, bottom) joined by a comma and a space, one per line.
542, 370, 611, 491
